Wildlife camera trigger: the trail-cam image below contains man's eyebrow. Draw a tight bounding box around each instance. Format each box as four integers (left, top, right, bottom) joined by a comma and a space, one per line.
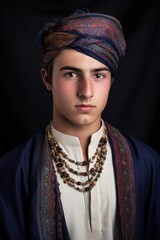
60, 66, 81, 72
92, 67, 110, 72
60, 66, 110, 72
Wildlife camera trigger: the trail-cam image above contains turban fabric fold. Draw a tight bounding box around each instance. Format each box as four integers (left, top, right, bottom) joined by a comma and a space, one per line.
37, 8, 126, 76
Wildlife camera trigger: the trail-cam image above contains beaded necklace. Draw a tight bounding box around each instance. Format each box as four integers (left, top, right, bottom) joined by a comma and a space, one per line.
46, 122, 108, 192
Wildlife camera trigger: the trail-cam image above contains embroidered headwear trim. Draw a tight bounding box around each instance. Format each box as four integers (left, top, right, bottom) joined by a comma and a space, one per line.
37, 8, 126, 76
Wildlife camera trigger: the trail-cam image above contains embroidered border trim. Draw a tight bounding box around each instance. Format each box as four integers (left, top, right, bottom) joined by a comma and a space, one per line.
107, 123, 136, 240
37, 134, 64, 240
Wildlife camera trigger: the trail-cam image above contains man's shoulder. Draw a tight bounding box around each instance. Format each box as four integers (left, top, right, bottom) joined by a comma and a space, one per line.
124, 133, 160, 161
105, 121, 160, 162
0, 129, 45, 167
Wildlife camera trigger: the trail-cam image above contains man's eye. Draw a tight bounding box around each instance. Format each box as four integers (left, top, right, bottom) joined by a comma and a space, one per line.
95, 73, 105, 79
65, 72, 77, 78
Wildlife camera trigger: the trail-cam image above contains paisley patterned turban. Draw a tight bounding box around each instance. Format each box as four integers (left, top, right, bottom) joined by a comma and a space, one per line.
37, 8, 126, 76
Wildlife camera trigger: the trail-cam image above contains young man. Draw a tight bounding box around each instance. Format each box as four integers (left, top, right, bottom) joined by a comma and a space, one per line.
0, 8, 160, 240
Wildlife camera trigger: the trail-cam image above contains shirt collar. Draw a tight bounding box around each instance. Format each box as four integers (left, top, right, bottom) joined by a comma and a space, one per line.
51, 120, 105, 148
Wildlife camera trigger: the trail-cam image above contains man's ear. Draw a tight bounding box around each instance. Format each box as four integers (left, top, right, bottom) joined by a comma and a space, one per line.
41, 68, 52, 91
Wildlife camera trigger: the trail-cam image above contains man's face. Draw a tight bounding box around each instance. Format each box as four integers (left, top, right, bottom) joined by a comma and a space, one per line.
42, 49, 111, 133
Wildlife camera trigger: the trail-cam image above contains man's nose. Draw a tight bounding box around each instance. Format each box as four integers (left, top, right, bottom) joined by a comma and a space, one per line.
77, 77, 94, 99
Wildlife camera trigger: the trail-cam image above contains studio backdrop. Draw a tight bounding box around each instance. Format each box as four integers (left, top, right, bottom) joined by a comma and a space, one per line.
1, 0, 160, 157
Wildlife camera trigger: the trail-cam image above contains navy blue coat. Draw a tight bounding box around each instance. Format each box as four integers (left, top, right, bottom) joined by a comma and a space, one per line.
0, 123, 160, 240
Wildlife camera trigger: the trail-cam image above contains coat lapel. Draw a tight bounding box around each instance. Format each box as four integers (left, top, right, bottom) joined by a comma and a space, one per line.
107, 123, 136, 240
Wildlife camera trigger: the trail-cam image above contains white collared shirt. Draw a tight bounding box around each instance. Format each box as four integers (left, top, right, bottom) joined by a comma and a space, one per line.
51, 121, 117, 240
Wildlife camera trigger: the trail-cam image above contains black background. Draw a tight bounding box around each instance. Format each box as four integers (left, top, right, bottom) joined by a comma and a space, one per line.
1, 0, 160, 157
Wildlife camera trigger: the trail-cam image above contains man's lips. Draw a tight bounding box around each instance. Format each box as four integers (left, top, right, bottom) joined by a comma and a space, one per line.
75, 104, 95, 107
75, 104, 95, 112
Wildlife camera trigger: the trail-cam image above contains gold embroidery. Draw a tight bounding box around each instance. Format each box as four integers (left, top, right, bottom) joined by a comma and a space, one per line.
44, 32, 77, 48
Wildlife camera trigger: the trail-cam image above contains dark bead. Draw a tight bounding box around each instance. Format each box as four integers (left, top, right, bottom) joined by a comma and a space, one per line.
82, 161, 87, 165
77, 181, 81, 185
56, 163, 63, 168
57, 146, 62, 152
